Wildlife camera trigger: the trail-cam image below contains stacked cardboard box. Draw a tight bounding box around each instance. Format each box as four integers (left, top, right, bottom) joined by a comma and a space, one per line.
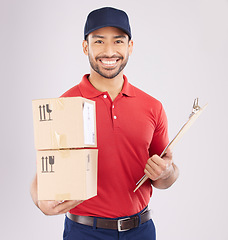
32, 97, 98, 201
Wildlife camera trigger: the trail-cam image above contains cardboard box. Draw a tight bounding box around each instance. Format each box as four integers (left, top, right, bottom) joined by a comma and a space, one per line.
37, 149, 98, 200
32, 97, 97, 150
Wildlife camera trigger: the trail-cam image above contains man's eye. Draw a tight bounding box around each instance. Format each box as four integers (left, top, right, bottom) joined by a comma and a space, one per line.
115, 40, 124, 44
95, 40, 103, 44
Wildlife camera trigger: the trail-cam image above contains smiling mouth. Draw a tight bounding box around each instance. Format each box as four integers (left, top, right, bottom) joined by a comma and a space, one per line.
101, 60, 117, 65
99, 58, 120, 68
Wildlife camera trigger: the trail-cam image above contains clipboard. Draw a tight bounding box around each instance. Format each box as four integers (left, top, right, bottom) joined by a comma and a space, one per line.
133, 98, 208, 192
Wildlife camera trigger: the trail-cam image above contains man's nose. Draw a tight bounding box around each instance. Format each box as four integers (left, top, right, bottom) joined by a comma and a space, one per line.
103, 44, 116, 57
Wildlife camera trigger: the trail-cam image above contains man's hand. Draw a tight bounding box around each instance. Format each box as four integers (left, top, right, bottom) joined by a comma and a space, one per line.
144, 149, 179, 189
144, 150, 173, 181
38, 200, 83, 216
30, 174, 83, 215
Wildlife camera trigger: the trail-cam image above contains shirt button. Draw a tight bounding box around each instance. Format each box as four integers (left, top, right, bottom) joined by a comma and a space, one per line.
103, 95, 107, 98
113, 116, 117, 120
112, 105, 114, 108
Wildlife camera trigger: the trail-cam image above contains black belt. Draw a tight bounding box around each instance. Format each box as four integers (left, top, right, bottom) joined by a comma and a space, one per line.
66, 208, 151, 232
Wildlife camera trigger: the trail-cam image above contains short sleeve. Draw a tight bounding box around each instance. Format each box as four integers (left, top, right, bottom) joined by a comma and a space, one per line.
149, 104, 169, 157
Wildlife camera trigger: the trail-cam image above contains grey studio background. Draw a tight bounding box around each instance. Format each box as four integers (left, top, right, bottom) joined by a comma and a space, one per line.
1, 0, 228, 239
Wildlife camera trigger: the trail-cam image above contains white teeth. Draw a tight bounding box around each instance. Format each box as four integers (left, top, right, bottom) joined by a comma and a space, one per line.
101, 60, 116, 65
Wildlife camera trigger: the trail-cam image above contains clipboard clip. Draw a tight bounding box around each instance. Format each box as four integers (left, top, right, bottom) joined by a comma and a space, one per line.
190, 98, 201, 117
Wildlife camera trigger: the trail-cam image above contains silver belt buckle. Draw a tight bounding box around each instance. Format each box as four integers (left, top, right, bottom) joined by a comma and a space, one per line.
117, 217, 130, 232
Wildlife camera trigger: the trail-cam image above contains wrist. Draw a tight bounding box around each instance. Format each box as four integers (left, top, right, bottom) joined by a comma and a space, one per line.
161, 164, 175, 180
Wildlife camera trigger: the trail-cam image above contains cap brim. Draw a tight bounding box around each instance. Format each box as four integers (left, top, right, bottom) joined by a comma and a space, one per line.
84, 24, 131, 40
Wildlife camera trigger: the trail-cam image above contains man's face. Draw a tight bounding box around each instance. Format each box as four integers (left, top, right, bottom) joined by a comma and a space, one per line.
83, 27, 133, 79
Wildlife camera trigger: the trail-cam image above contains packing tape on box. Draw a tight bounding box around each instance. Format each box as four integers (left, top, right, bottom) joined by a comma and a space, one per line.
55, 193, 71, 200
55, 98, 65, 110
53, 131, 67, 149
59, 149, 71, 158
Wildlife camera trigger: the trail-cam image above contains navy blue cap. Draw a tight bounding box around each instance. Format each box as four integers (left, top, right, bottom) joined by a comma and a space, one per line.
84, 7, 132, 40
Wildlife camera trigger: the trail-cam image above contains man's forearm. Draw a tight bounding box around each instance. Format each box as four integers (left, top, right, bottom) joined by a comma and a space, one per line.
30, 174, 39, 207
151, 163, 179, 189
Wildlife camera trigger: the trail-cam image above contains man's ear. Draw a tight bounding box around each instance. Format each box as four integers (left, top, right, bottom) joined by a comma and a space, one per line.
128, 40, 134, 56
82, 40, 88, 56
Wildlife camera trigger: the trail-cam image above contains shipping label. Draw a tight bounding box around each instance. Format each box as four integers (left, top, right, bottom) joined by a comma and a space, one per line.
83, 102, 95, 145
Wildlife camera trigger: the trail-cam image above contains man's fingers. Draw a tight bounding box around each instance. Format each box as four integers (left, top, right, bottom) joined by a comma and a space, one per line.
144, 168, 159, 181
145, 157, 164, 181
55, 200, 83, 214
147, 155, 167, 171
38, 200, 83, 215
145, 153, 173, 181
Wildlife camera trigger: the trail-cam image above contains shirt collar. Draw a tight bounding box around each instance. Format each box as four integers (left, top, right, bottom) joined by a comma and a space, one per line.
78, 74, 136, 98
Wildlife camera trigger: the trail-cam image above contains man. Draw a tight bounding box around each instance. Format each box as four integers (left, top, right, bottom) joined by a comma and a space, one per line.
30, 7, 179, 240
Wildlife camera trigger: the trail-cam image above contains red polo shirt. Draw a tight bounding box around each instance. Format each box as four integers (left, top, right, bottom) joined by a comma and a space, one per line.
61, 74, 169, 218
